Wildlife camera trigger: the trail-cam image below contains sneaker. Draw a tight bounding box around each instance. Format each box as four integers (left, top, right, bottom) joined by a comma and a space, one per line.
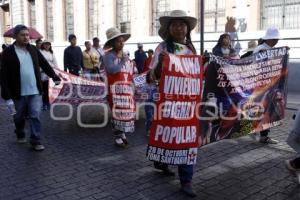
120, 133, 128, 145
259, 136, 278, 144
114, 138, 126, 147
32, 144, 45, 151
181, 183, 197, 197
17, 138, 27, 144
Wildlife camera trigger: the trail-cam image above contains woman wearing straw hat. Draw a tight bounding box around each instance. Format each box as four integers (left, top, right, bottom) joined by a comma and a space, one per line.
103, 27, 135, 147
146, 10, 198, 197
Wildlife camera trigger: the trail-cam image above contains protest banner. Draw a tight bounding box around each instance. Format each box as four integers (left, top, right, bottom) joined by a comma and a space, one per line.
147, 54, 204, 165
106, 60, 136, 133
49, 68, 106, 105
201, 47, 289, 145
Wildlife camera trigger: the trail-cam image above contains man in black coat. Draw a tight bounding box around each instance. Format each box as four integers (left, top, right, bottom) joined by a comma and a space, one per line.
0, 24, 61, 151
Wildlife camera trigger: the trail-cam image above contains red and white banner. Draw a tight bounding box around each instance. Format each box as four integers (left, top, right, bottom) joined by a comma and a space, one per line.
107, 61, 135, 133
49, 68, 106, 105
147, 54, 204, 165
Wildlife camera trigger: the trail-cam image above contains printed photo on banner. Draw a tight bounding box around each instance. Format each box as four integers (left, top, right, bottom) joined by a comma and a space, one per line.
201, 47, 289, 146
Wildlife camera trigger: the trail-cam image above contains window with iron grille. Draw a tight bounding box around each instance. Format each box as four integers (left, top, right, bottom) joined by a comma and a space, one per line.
116, 0, 131, 33
152, 0, 170, 35
87, 0, 99, 39
28, 0, 36, 28
204, 0, 226, 33
261, 0, 300, 29
64, 0, 74, 40
46, 0, 53, 41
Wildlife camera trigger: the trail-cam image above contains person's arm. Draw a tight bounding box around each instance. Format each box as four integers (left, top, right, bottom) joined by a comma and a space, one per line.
92, 53, 99, 66
146, 43, 164, 83
0, 50, 12, 100
63, 48, 68, 72
103, 52, 124, 74
79, 48, 84, 70
134, 51, 139, 62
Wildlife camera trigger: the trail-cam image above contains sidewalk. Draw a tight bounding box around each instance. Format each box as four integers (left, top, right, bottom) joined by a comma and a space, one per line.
0, 102, 299, 200
287, 92, 300, 110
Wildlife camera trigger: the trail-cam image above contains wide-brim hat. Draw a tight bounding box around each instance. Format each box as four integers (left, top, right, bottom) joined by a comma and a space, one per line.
262, 27, 281, 40
104, 27, 131, 47
244, 40, 257, 52
158, 10, 197, 40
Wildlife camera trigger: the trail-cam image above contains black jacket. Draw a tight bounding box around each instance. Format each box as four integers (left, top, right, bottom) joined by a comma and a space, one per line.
63, 45, 84, 72
0, 43, 60, 100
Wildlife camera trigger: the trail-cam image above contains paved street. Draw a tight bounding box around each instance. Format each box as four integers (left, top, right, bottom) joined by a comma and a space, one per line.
0, 97, 300, 200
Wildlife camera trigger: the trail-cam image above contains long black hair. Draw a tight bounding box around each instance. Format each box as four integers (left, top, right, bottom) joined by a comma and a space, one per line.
164, 19, 197, 54
213, 33, 231, 50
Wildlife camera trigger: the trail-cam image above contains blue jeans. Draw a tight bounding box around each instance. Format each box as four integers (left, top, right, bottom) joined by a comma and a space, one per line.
178, 165, 194, 184
144, 87, 158, 132
13, 95, 42, 144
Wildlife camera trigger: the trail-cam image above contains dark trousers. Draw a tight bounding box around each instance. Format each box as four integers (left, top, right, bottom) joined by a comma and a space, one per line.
42, 80, 49, 105
178, 164, 194, 184
69, 68, 80, 76
114, 130, 123, 138
154, 162, 193, 184
260, 129, 270, 137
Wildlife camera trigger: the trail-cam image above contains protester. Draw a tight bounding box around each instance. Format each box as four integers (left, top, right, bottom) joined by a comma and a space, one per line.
124, 50, 138, 74
40, 40, 58, 110
103, 27, 135, 147
252, 27, 281, 144
253, 27, 280, 54
143, 49, 155, 136
35, 38, 42, 50
0, 24, 61, 151
82, 41, 99, 80
63, 34, 84, 76
91, 37, 105, 79
134, 43, 147, 73
91, 37, 105, 60
286, 108, 300, 182
241, 40, 257, 58
212, 33, 236, 58
143, 49, 153, 73
146, 10, 198, 197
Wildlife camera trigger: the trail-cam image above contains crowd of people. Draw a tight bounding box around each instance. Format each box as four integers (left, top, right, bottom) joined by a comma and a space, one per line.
0, 9, 299, 198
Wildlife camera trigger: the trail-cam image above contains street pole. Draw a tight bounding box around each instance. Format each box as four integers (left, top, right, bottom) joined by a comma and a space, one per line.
200, 0, 204, 55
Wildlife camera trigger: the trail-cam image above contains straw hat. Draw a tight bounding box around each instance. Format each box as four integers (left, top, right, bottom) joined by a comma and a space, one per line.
158, 10, 197, 40
104, 27, 130, 47
245, 40, 257, 52
262, 27, 281, 40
